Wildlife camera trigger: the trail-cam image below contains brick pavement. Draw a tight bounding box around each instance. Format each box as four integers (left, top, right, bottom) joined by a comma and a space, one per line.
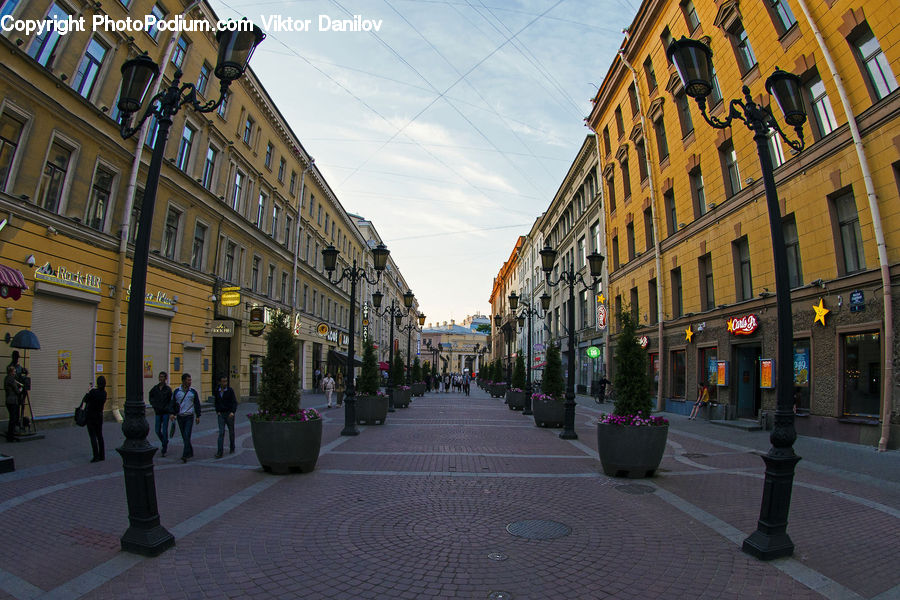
0, 387, 898, 599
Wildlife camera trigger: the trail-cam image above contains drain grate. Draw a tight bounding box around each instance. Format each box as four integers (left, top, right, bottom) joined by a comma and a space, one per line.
488, 592, 512, 600
683, 453, 708, 459
506, 519, 571, 540
615, 484, 656, 495
487, 552, 508, 561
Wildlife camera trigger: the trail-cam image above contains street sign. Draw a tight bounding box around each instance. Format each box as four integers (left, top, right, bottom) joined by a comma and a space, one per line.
586, 346, 601, 359
850, 289, 865, 312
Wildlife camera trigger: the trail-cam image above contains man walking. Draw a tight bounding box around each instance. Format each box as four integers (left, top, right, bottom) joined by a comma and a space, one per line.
173, 373, 201, 463
322, 372, 336, 408
148, 371, 174, 456
214, 375, 237, 458
463, 372, 470, 396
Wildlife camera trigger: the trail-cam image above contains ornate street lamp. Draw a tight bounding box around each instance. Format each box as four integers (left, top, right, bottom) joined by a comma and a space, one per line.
668, 36, 806, 561
114, 23, 264, 557
371, 290, 405, 412
398, 294, 420, 385
511, 291, 545, 416
541, 244, 603, 439
323, 243, 389, 435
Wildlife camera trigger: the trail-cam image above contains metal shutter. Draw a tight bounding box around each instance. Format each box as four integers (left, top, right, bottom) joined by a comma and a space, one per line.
142, 316, 171, 402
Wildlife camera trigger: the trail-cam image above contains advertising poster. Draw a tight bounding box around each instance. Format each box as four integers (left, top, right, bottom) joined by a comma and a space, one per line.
57, 350, 71, 379
793, 348, 809, 385
759, 358, 775, 389
143, 356, 153, 378
716, 361, 729, 387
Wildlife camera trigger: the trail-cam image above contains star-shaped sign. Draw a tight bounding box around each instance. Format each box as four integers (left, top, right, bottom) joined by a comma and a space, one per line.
684, 325, 694, 342
813, 298, 829, 326
726, 318, 734, 332
598, 293, 605, 304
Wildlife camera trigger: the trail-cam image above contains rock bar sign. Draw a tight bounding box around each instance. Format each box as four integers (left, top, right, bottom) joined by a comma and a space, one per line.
220, 286, 241, 307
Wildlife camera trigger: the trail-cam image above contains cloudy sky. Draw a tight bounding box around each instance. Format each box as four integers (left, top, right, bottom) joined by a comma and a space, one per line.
208, 0, 637, 322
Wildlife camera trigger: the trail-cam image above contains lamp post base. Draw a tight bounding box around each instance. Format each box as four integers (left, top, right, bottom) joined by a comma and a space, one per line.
559, 393, 578, 439
116, 445, 174, 556
742, 451, 801, 560
341, 395, 359, 436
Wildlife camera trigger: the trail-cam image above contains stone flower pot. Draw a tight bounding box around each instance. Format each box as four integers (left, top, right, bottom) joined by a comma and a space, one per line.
531, 396, 565, 427
506, 389, 525, 410
392, 388, 411, 408
596, 422, 669, 478
489, 383, 507, 398
411, 382, 426, 397
356, 394, 389, 424
250, 418, 323, 474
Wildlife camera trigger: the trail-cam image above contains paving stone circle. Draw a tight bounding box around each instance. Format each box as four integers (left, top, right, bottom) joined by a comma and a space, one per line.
487, 552, 508, 561
488, 591, 513, 600
615, 483, 656, 495
506, 519, 571, 539
683, 452, 708, 459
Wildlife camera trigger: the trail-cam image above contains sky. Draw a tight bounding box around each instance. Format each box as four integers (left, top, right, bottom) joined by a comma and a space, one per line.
207, 0, 638, 323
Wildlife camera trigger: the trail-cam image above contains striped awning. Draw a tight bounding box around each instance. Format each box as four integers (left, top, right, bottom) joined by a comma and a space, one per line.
0, 264, 28, 300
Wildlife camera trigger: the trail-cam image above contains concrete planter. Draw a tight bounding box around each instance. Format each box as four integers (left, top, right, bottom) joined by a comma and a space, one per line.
596, 423, 669, 478
531, 397, 565, 427
506, 390, 525, 410
356, 394, 389, 424
489, 383, 507, 398
250, 418, 323, 474
392, 388, 411, 408
411, 383, 426, 397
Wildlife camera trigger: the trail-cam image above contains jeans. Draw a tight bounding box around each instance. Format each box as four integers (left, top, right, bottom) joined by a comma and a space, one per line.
87, 414, 104, 459
154, 413, 171, 451
177, 414, 194, 459
6, 402, 18, 440
217, 412, 235, 455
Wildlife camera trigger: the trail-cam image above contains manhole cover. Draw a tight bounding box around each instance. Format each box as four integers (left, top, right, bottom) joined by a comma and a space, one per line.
615, 484, 655, 495
487, 552, 508, 561
683, 453, 708, 459
506, 519, 571, 539
488, 592, 512, 600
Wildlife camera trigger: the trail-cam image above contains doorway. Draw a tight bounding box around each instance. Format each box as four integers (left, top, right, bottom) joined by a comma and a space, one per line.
212, 336, 231, 391
734, 345, 761, 418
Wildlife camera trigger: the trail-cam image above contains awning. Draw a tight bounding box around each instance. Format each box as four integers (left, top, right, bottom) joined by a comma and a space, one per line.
378, 361, 390, 370
328, 349, 363, 367
0, 264, 27, 301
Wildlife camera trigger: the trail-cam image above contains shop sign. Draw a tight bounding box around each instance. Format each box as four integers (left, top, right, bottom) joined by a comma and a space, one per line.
362, 301, 369, 342
124, 285, 174, 309
210, 320, 235, 338
716, 361, 729, 386
638, 336, 649, 349
727, 314, 758, 335
317, 322, 330, 337
533, 343, 544, 352
324, 330, 350, 346
248, 307, 265, 337
532, 354, 546, 369
35, 262, 101, 294
596, 304, 607, 329
220, 286, 241, 307
293, 314, 302, 336
585, 346, 601, 359
759, 358, 775, 389
793, 347, 809, 385
849, 289, 865, 312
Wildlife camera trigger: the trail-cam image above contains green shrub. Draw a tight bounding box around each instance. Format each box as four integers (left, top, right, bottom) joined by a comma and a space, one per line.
357, 338, 380, 395
258, 311, 300, 414
512, 353, 526, 389
541, 343, 564, 401
613, 310, 651, 416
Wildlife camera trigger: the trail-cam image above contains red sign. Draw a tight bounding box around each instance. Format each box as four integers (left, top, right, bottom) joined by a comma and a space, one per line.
727, 314, 758, 335
596, 304, 607, 328
639, 336, 649, 349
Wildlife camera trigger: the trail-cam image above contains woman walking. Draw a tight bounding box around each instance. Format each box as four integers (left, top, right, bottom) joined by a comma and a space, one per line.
84, 376, 107, 462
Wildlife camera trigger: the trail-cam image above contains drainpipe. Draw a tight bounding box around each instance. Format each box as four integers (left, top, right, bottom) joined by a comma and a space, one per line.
619, 44, 666, 413
110, 0, 201, 421
795, 0, 894, 450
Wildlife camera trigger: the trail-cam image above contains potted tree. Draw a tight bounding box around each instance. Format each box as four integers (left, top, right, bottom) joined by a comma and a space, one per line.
357, 339, 389, 424
391, 351, 411, 408
531, 343, 565, 427
489, 359, 507, 398
248, 311, 322, 474
506, 353, 526, 410
597, 311, 669, 478
411, 357, 426, 397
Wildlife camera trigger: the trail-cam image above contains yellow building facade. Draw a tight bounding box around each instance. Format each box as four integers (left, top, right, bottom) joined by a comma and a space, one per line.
588, 0, 899, 447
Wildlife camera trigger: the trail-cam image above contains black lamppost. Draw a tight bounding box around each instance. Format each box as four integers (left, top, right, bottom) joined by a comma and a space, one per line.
114, 23, 264, 557
398, 294, 424, 385
668, 37, 807, 561
323, 243, 390, 435
540, 245, 604, 439
509, 291, 550, 416
372, 291, 411, 412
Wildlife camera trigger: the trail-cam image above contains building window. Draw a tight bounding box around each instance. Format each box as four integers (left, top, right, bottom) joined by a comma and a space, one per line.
278, 158, 285, 182
284, 216, 292, 248
264, 142, 273, 168
628, 83, 639, 115
663, 191, 677, 236
675, 92, 693, 137
768, 130, 786, 168
147, 3, 166, 40
129, 189, 143, 243
231, 171, 244, 211
643, 207, 653, 250
643, 56, 657, 93
720, 140, 741, 198
201, 145, 217, 189
197, 63, 210, 95
281, 272, 287, 302
733, 236, 753, 301
175, 124, 195, 171
577, 236, 586, 267
216, 91, 229, 118
730, 21, 757, 74
162, 207, 181, 259
613, 296, 621, 332
606, 173, 616, 213
243, 117, 254, 144
317, 204, 323, 225
611, 235, 620, 270
223, 241, 236, 281
289, 170, 297, 195
251, 257, 260, 292
648, 278, 658, 325
690, 167, 706, 217
626, 222, 635, 261
0, 111, 25, 191
709, 66, 724, 106
621, 157, 631, 200
806, 74, 838, 138
830, 190, 866, 274
602, 126, 611, 155
86, 166, 114, 231
302, 284, 308, 311
271, 204, 279, 238
581, 290, 589, 329
256, 192, 266, 228
783, 214, 803, 288
635, 139, 648, 181
590, 221, 600, 253
72, 37, 108, 99
267, 265, 275, 297
614, 106, 624, 138
767, 0, 797, 35
653, 115, 669, 162
171, 36, 188, 68
28, 2, 71, 68
309, 194, 315, 216
39, 140, 72, 213
0, 0, 21, 18
190, 222, 206, 269
698, 346, 718, 402
670, 349, 686, 399
842, 331, 881, 416
670, 267, 683, 318
681, 0, 700, 31
629, 287, 639, 324
699, 253, 715, 311
852, 26, 899, 101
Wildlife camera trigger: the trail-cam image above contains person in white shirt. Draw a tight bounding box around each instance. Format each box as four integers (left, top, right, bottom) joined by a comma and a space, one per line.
173, 373, 201, 463
322, 373, 336, 408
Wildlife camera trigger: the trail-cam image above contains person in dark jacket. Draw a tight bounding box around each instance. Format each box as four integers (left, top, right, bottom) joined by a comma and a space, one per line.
214, 375, 238, 458
5, 365, 22, 442
148, 371, 174, 457
173, 373, 201, 463
84, 376, 107, 462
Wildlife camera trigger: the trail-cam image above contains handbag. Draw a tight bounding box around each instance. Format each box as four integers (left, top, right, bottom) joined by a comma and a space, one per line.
170, 420, 177, 437
74, 404, 87, 427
